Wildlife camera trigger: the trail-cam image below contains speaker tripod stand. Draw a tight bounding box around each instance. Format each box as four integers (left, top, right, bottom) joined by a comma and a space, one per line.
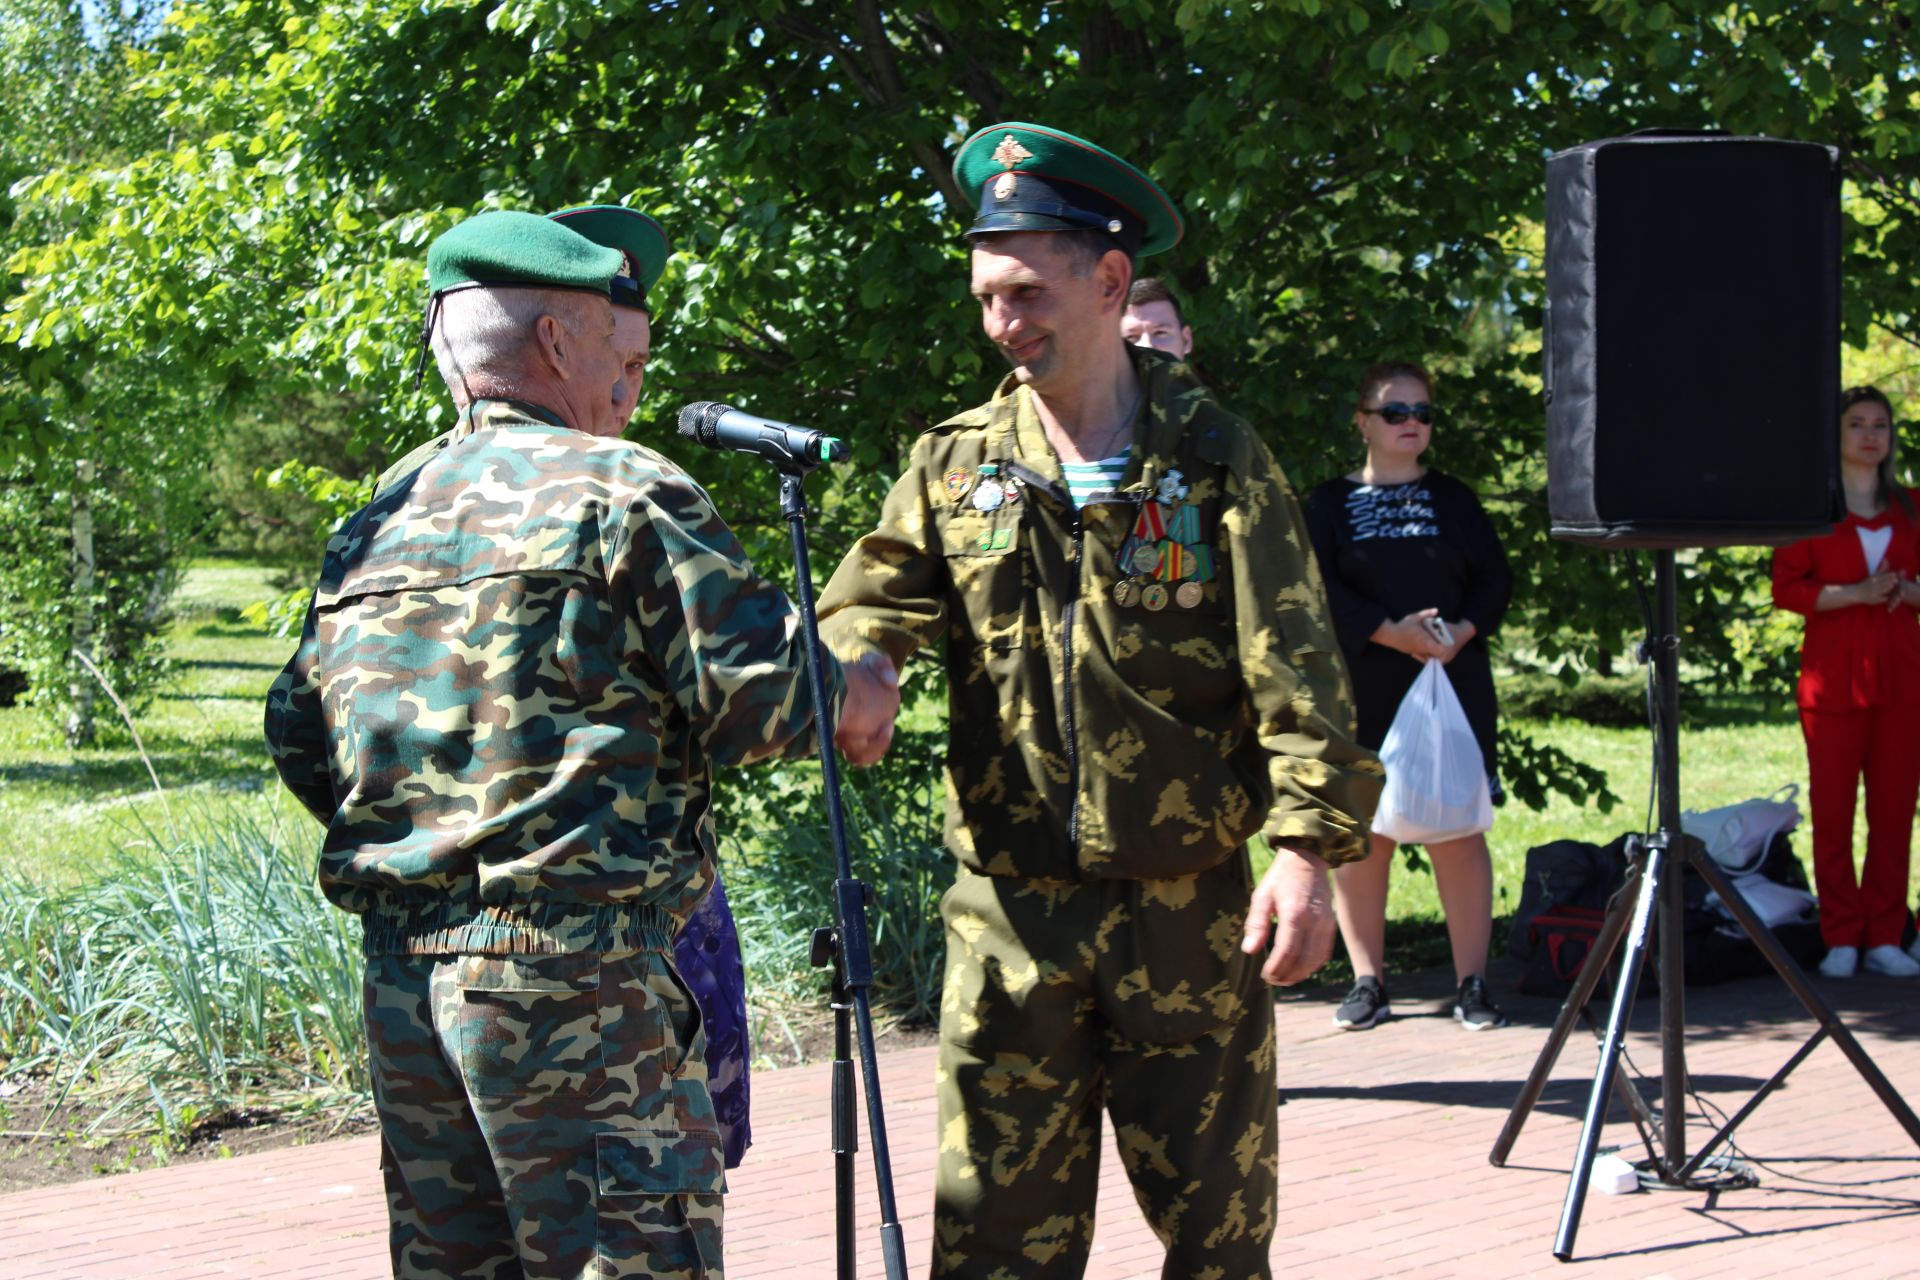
1487, 550, 1920, 1261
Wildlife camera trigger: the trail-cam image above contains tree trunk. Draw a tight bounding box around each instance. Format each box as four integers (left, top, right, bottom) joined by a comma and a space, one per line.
67, 455, 98, 748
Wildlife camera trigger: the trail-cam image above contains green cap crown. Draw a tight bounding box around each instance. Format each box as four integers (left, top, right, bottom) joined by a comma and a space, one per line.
952, 122, 1184, 257
548, 205, 670, 310
426, 210, 625, 297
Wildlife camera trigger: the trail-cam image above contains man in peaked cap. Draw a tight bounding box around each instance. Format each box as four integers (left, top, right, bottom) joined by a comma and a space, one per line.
267, 209, 898, 1279
819, 124, 1381, 1277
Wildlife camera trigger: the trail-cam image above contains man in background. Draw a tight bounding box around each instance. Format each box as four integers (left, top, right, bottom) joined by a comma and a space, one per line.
1121, 275, 1194, 359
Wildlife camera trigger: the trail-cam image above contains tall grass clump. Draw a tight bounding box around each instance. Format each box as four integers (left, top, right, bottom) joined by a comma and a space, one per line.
0, 804, 366, 1140
723, 722, 955, 1035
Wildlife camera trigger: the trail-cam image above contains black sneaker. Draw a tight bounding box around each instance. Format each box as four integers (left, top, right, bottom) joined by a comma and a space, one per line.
1454, 975, 1509, 1030
1333, 976, 1391, 1030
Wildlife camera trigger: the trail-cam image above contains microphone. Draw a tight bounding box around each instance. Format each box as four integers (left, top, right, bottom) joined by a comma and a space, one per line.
676, 401, 850, 468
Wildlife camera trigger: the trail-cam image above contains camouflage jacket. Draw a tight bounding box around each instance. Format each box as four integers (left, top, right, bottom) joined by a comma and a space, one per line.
818, 349, 1381, 880
265, 398, 842, 955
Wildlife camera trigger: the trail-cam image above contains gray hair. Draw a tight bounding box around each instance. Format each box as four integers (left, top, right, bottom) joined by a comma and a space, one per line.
430, 287, 598, 401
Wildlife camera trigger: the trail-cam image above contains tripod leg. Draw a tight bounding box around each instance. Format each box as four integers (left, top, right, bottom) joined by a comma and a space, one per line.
1686, 851, 1920, 1149
1555, 840, 1667, 1262
1490, 856, 1645, 1166
1676, 1026, 1828, 1183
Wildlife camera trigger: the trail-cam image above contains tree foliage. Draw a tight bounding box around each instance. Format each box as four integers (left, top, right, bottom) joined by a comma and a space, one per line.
0, 0, 211, 740
7, 0, 1920, 722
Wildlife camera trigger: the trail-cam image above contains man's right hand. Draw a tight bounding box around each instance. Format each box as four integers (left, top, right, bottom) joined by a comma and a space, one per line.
835, 651, 900, 766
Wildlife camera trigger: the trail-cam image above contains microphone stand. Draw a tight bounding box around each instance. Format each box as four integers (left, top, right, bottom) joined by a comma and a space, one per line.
776, 460, 910, 1280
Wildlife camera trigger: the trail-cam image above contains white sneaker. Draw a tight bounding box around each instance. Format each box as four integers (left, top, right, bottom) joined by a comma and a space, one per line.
1818, 946, 1859, 978
1863, 945, 1920, 977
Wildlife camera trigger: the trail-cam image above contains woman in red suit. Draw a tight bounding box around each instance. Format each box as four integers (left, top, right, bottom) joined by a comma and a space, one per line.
1771, 386, 1920, 979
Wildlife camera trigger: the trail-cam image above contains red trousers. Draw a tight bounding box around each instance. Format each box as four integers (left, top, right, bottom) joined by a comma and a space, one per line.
1800, 705, 1920, 949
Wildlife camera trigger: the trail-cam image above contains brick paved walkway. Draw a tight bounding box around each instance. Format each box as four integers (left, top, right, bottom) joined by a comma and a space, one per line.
4, 958, 1918, 1278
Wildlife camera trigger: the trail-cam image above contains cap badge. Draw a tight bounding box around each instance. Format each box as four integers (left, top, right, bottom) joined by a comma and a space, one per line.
991, 135, 1034, 168
617, 250, 640, 281
990, 135, 1033, 200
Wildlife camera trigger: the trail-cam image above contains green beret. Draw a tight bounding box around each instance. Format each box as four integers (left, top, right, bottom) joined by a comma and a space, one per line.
952, 122, 1184, 258
425, 210, 624, 298
547, 205, 670, 311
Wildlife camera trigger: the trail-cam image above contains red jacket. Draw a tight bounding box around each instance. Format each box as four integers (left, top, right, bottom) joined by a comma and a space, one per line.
1770, 491, 1920, 711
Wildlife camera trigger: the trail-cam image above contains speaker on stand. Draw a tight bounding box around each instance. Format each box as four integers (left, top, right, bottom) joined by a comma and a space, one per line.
1491, 131, 1920, 1261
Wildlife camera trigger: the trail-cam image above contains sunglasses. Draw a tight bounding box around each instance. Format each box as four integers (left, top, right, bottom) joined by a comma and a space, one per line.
1366, 401, 1433, 425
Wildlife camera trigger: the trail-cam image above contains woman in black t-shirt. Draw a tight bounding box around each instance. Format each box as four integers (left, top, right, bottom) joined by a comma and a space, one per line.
1304, 360, 1514, 1034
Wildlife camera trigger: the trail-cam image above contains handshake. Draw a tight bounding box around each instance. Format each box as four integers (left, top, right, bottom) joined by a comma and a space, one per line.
834, 650, 902, 767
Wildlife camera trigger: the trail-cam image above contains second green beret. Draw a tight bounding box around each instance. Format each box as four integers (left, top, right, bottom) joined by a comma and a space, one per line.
547, 205, 670, 310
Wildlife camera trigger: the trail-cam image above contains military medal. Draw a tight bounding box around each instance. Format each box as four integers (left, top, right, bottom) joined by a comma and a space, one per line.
1165, 502, 1200, 544
1113, 579, 1139, 608
1134, 501, 1167, 542
1131, 543, 1161, 575
1156, 469, 1190, 504
1141, 582, 1169, 612
972, 462, 1005, 512
1176, 581, 1204, 609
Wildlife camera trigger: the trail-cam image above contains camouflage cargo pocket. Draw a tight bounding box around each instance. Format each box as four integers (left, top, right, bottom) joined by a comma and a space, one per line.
457, 951, 607, 1098
595, 1122, 726, 1277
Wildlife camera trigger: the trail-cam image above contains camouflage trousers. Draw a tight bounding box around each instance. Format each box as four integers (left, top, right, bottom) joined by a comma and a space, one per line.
933, 860, 1278, 1280
364, 945, 726, 1280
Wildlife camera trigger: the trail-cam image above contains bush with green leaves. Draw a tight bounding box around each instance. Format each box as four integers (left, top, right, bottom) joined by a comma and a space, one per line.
722, 720, 955, 1029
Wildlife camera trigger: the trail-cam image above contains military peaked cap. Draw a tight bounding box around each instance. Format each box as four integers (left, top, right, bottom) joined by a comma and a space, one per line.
548, 205, 671, 311
952, 122, 1184, 258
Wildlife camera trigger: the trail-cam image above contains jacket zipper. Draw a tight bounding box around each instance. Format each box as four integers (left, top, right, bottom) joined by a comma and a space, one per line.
1063, 515, 1084, 857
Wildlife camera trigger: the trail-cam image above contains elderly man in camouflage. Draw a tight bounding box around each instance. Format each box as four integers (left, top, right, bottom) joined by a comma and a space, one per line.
266, 210, 895, 1280
371, 205, 765, 1175
820, 124, 1382, 1279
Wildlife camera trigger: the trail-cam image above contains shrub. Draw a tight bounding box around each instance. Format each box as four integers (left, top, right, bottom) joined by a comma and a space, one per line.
0, 805, 366, 1138
721, 721, 954, 1027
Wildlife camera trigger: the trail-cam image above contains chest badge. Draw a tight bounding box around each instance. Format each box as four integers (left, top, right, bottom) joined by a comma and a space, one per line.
944, 468, 973, 504
1156, 469, 1190, 505
973, 479, 1006, 512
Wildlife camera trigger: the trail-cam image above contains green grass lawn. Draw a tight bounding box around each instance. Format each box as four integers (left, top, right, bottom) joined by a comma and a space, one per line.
0, 560, 301, 886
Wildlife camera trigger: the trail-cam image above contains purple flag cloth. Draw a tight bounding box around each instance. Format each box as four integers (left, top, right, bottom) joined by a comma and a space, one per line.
674, 876, 751, 1168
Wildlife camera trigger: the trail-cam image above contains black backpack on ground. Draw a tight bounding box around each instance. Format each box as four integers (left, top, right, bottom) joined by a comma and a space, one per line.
1508, 836, 1634, 999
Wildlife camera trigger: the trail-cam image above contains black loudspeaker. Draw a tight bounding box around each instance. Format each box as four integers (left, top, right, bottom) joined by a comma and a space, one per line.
1544, 132, 1843, 548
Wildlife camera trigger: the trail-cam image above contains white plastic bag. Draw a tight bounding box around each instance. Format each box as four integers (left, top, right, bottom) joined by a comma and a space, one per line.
1680, 785, 1800, 877
1371, 659, 1493, 845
